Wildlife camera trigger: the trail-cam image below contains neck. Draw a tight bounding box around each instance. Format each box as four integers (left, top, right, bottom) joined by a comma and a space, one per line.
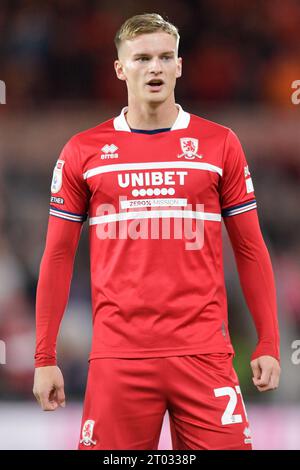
125, 96, 179, 130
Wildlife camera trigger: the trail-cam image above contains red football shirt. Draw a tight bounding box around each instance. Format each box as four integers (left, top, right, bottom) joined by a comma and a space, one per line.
45, 103, 260, 360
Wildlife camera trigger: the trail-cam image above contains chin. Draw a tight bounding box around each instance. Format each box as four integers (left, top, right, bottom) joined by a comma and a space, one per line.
145, 93, 168, 104
148, 96, 165, 104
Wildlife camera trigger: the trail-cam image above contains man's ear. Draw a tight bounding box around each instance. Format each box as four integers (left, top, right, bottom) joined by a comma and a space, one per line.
114, 59, 127, 81
176, 57, 182, 79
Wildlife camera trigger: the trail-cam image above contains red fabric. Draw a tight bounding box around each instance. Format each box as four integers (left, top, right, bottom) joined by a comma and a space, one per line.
34, 106, 280, 368
34, 216, 82, 367
35, 209, 280, 367
78, 354, 252, 450
224, 210, 280, 363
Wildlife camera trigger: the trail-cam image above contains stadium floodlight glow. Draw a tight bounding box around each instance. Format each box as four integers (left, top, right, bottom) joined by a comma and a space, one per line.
0, 80, 6, 104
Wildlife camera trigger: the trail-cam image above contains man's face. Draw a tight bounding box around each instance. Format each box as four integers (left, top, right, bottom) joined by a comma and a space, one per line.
114, 31, 182, 104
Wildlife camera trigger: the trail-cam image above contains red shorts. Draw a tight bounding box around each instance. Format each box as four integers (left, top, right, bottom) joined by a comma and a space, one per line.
78, 353, 252, 450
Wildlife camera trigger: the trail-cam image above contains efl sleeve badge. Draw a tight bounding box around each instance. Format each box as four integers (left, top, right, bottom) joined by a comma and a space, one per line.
51, 159, 65, 193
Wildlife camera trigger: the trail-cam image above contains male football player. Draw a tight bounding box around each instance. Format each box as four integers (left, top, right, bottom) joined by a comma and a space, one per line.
33, 13, 280, 450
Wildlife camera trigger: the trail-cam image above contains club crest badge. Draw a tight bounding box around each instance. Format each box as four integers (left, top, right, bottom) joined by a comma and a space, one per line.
178, 138, 203, 160
80, 419, 97, 446
51, 159, 65, 193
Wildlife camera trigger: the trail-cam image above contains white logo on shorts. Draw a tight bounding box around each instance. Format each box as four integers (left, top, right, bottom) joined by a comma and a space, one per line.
243, 426, 252, 444
80, 419, 97, 446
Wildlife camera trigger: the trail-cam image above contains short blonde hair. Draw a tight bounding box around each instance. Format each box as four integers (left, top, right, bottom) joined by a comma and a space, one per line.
114, 13, 180, 56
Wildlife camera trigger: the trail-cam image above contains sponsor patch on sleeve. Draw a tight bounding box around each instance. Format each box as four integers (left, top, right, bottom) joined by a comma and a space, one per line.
246, 177, 254, 193
51, 159, 65, 193
50, 196, 64, 205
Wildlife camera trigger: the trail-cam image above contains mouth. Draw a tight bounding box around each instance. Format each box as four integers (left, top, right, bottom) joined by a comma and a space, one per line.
146, 79, 164, 91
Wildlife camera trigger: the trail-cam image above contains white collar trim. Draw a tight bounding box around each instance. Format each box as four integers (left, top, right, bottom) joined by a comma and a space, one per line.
113, 103, 190, 132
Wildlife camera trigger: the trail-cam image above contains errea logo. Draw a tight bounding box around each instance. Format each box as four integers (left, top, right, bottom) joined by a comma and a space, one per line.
243, 426, 252, 444
101, 144, 119, 160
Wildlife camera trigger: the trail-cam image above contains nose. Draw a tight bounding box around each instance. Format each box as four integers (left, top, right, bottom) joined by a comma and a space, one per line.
149, 57, 163, 74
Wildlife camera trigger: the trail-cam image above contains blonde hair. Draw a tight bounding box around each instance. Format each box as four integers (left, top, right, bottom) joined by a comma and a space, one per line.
114, 13, 180, 56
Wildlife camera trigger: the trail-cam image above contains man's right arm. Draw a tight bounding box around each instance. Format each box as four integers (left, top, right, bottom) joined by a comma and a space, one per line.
33, 215, 83, 410
33, 136, 89, 410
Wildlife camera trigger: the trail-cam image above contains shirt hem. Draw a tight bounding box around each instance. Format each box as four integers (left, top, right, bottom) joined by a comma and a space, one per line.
88, 344, 235, 361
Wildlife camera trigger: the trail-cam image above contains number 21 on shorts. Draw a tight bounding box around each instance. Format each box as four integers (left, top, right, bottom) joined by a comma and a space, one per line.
214, 385, 248, 425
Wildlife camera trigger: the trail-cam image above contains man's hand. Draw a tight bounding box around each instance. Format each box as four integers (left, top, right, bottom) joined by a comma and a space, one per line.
33, 365, 66, 411
250, 355, 281, 392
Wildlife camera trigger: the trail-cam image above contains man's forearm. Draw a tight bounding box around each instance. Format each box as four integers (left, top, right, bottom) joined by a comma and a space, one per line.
35, 216, 82, 367
224, 210, 280, 362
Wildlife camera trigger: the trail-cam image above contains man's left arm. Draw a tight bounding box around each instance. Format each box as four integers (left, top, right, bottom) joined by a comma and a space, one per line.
224, 210, 281, 392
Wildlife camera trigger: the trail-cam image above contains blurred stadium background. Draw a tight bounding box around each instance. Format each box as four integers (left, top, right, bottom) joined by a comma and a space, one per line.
0, 0, 300, 450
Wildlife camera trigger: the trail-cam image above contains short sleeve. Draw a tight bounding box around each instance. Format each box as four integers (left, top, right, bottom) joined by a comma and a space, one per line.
49, 136, 89, 223
220, 129, 257, 217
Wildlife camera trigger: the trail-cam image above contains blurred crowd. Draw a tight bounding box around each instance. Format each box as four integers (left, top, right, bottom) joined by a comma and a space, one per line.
0, 0, 300, 107
0, 0, 300, 404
